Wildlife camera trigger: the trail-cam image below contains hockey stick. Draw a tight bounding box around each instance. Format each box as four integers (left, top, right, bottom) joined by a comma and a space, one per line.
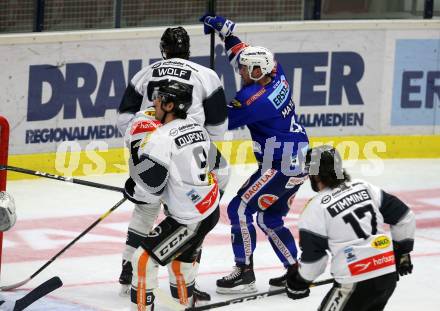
0, 165, 124, 193
156, 278, 334, 311
0, 197, 127, 291
208, 0, 216, 70
12, 276, 63, 311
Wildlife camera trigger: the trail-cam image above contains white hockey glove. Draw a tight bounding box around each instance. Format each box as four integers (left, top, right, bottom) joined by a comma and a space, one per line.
199, 14, 235, 38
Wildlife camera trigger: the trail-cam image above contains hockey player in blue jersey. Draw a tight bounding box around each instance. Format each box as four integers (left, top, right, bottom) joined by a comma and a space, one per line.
200, 15, 309, 293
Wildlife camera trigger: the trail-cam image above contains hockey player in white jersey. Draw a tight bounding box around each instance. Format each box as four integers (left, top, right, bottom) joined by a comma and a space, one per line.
116, 26, 229, 299
286, 145, 415, 310
124, 80, 220, 310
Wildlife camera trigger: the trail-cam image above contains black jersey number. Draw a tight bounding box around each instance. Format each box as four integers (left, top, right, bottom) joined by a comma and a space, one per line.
342, 204, 378, 239
130, 139, 142, 165
193, 146, 208, 182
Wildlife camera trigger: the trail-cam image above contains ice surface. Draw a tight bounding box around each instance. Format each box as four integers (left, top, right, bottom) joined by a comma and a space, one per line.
1, 159, 440, 310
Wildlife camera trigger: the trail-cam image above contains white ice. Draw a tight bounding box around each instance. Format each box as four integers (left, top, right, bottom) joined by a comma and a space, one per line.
1, 159, 440, 310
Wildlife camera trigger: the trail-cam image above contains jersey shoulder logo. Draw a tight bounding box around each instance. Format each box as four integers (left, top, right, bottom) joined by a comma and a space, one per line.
130, 119, 161, 135
152, 66, 191, 80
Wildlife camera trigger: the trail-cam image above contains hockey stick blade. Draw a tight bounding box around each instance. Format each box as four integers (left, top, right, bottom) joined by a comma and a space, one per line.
0, 278, 31, 292
184, 278, 334, 311
0, 198, 126, 291
13, 276, 63, 311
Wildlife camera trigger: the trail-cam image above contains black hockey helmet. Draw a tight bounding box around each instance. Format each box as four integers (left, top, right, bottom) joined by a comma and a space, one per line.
305, 145, 348, 191
160, 27, 190, 60
154, 80, 193, 116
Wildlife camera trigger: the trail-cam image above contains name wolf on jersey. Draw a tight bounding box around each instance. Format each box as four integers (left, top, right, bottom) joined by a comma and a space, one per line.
152, 66, 191, 80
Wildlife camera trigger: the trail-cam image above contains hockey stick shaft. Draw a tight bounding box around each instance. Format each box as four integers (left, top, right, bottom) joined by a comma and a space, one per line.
0, 165, 124, 193
13, 276, 63, 311
0, 198, 127, 291
185, 278, 334, 311
208, 0, 216, 70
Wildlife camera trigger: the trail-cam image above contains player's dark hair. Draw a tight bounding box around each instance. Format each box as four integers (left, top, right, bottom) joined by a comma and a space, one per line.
306, 145, 350, 190
160, 27, 190, 60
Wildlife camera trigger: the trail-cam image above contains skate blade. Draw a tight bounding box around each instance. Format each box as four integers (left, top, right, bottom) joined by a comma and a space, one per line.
269, 284, 285, 291
194, 299, 210, 307
216, 283, 257, 295
119, 284, 130, 297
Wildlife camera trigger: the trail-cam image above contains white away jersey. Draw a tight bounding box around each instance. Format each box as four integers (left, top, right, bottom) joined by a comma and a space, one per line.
119, 58, 228, 140
124, 111, 219, 225
298, 179, 415, 284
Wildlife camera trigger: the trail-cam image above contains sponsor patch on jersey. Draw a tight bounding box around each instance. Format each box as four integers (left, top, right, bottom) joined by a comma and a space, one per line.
195, 180, 219, 214
327, 190, 371, 217
152, 66, 191, 80
285, 176, 307, 189
186, 189, 202, 204
344, 247, 357, 263
143, 108, 156, 117
175, 130, 206, 149
130, 119, 161, 135
348, 251, 395, 276
241, 169, 277, 203
178, 123, 197, 132
258, 194, 279, 210
371, 235, 391, 249
321, 195, 332, 204
231, 99, 242, 108
169, 128, 178, 137
245, 88, 266, 105
208, 172, 216, 185
268, 75, 290, 109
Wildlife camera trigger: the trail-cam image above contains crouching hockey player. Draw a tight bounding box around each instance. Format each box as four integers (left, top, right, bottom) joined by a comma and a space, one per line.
124, 80, 220, 310
286, 146, 415, 310
117, 26, 229, 301
200, 15, 309, 293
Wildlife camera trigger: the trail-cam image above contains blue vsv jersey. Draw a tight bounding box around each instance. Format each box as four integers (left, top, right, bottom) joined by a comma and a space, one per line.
228, 62, 309, 165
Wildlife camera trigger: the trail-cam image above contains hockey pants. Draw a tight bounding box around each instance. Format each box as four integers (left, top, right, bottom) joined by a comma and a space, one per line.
227, 167, 306, 267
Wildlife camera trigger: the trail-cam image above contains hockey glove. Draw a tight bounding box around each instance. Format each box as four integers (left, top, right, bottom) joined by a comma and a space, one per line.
395, 253, 413, 277
199, 14, 235, 38
394, 241, 413, 278
285, 264, 311, 300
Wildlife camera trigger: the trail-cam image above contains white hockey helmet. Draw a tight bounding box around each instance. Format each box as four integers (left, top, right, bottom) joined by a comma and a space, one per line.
239, 46, 275, 81
0, 191, 17, 231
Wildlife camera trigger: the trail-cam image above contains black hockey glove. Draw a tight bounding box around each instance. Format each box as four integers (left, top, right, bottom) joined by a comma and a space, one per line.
285, 264, 311, 300
395, 253, 413, 277
394, 241, 413, 278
